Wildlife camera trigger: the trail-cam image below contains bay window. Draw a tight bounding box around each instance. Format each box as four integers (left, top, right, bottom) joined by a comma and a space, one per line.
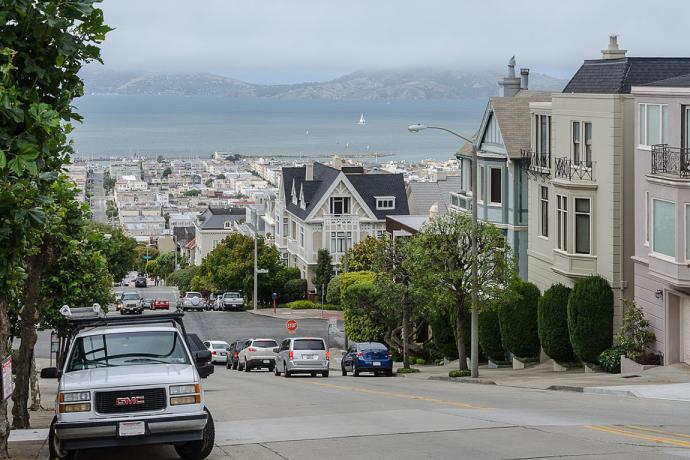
653, 199, 675, 257
540, 186, 548, 238
639, 103, 669, 146
574, 198, 591, 254
556, 195, 567, 251
330, 231, 352, 253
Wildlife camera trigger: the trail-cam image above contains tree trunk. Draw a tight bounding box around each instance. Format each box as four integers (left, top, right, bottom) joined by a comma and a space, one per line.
456, 304, 467, 370
29, 353, 41, 411
401, 298, 409, 369
0, 297, 12, 458
12, 241, 55, 429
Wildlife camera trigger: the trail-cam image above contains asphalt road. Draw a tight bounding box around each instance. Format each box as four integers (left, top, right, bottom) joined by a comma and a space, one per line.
30, 285, 690, 459
89, 171, 108, 224
67, 361, 690, 459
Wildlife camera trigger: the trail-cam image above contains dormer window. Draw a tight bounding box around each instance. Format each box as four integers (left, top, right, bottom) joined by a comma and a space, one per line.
291, 180, 297, 205
224, 220, 232, 229
300, 185, 306, 210
375, 196, 395, 210
329, 197, 350, 215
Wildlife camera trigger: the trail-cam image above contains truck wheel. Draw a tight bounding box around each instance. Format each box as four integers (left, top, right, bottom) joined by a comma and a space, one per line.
49, 417, 74, 460
174, 408, 215, 460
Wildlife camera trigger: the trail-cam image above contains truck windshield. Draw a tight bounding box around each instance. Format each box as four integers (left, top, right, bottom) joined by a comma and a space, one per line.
66, 331, 190, 371
122, 294, 139, 301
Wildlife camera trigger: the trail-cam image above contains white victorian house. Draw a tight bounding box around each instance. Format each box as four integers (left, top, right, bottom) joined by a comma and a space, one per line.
274, 162, 409, 285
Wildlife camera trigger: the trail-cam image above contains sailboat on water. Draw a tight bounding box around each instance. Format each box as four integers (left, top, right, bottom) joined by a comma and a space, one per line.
357, 113, 366, 125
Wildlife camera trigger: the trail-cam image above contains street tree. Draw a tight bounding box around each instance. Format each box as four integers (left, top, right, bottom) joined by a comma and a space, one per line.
102, 171, 116, 194
343, 235, 380, 272
0, 0, 110, 446
161, 167, 172, 178
88, 222, 138, 282
167, 265, 200, 294
313, 249, 333, 300
409, 212, 511, 370
135, 245, 159, 273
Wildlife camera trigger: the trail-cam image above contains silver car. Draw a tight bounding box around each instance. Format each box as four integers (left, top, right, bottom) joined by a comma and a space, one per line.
237, 339, 278, 372
274, 337, 329, 378
180, 292, 206, 311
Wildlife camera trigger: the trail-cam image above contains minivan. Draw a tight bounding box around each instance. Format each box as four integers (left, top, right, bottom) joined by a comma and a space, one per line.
274, 337, 329, 377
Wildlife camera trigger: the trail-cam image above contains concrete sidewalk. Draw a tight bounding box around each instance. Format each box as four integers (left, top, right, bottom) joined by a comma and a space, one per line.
399, 359, 690, 401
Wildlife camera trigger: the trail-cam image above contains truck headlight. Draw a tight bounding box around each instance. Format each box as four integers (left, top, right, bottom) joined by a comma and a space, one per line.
60, 403, 91, 413
169, 384, 199, 395
170, 395, 200, 405
60, 391, 90, 402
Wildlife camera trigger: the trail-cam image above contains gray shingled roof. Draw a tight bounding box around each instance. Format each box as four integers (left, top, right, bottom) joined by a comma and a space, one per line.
457, 90, 552, 159
563, 58, 690, 94
197, 207, 246, 230
281, 162, 408, 220
643, 72, 690, 87
406, 175, 462, 216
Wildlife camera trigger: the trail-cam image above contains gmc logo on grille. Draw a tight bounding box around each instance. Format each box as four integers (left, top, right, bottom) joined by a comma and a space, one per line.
115, 396, 145, 406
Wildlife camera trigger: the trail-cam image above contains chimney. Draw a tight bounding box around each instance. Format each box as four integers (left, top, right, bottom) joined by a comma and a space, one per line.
520, 68, 529, 90
305, 161, 314, 181
498, 56, 521, 97
601, 34, 627, 60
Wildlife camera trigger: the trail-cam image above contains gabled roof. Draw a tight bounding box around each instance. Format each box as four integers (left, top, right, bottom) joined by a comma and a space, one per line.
563, 58, 690, 94
406, 175, 461, 216
642, 72, 690, 88
196, 207, 246, 230
457, 90, 552, 159
281, 162, 408, 220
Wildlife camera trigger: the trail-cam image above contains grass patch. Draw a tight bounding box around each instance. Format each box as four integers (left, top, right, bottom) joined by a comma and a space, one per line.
448, 369, 471, 378
396, 367, 420, 374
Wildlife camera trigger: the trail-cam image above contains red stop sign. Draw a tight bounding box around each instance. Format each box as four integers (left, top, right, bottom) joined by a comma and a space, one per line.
286, 319, 298, 334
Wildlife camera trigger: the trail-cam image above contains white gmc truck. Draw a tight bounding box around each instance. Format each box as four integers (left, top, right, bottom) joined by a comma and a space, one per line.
43, 308, 215, 459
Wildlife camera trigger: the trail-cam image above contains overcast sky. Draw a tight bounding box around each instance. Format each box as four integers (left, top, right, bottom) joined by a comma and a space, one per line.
95, 0, 687, 84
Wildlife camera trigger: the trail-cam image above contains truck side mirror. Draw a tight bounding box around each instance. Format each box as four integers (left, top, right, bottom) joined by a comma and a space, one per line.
41, 367, 60, 379
197, 364, 214, 379
195, 350, 212, 364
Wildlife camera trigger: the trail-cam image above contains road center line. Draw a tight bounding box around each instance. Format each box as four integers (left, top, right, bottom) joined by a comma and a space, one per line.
585, 425, 690, 448
296, 380, 491, 410
625, 425, 690, 440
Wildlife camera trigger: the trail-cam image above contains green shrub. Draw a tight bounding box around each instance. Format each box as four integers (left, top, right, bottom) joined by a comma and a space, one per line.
338, 271, 375, 304
479, 302, 505, 363
538, 284, 575, 363
396, 367, 420, 374
599, 346, 625, 373
326, 276, 340, 304
342, 282, 384, 342
568, 275, 614, 364
616, 299, 655, 361
448, 369, 471, 378
282, 279, 307, 302
285, 300, 341, 310
498, 279, 541, 359
415, 358, 426, 365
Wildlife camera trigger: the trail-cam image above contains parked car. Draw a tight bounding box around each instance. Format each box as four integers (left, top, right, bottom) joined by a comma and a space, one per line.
117, 292, 143, 315
341, 342, 393, 377
237, 339, 278, 372
44, 310, 215, 459
203, 340, 230, 364
218, 292, 245, 311
208, 293, 223, 311
179, 292, 206, 311
274, 337, 329, 377
135, 276, 147, 288
225, 339, 249, 370
142, 298, 155, 309
153, 298, 171, 310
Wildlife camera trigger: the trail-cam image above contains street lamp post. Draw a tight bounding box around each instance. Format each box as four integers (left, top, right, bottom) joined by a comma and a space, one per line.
408, 124, 480, 379
253, 209, 258, 311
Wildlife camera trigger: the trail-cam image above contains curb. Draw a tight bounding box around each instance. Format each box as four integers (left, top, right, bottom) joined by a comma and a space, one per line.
428, 376, 496, 385
546, 385, 637, 398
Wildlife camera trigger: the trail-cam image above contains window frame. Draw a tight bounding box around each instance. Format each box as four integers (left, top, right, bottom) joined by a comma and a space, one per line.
644, 191, 650, 246
573, 197, 592, 255
539, 186, 549, 239
638, 103, 669, 147
488, 167, 502, 206
555, 194, 568, 252
329, 196, 350, 215
375, 196, 396, 210
478, 165, 485, 204
651, 198, 676, 259
572, 121, 581, 164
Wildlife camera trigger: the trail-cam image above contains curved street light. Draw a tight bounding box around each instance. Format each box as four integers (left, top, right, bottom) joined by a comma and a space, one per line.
408, 123, 480, 379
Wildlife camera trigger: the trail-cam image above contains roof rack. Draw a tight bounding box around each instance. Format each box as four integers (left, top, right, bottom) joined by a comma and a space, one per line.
65, 312, 187, 337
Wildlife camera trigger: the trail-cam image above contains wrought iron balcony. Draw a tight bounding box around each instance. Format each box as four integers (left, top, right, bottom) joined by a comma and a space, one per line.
554, 157, 595, 181
651, 144, 690, 178
520, 149, 551, 177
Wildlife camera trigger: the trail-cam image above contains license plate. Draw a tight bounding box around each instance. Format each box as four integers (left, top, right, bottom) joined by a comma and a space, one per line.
373, 362, 381, 366
263, 360, 270, 364
119, 421, 145, 437
305, 354, 318, 360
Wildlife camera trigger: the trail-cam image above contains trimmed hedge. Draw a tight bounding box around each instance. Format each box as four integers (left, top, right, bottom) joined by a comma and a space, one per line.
285, 300, 341, 311
567, 275, 613, 364
338, 271, 375, 304
538, 283, 575, 363
342, 281, 384, 342
479, 303, 505, 363
498, 279, 541, 359
282, 278, 307, 303
326, 276, 340, 304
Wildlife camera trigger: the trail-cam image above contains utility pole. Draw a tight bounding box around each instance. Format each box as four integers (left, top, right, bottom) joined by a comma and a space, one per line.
253, 209, 258, 311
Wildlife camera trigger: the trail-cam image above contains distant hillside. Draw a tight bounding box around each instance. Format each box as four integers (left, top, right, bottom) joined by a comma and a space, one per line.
82, 68, 567, 100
